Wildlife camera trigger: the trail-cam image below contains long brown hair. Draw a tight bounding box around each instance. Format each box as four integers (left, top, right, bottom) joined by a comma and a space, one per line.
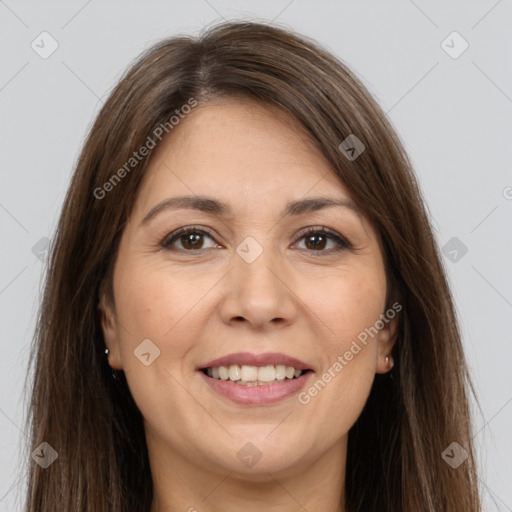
23, 20, 481, 511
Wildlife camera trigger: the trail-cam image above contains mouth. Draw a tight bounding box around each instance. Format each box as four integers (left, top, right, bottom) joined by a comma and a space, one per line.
196, 352, 314, 405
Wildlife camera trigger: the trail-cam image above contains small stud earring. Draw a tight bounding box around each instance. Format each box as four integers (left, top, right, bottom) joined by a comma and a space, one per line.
104, 347, 118, 380
385, 355, 394, 370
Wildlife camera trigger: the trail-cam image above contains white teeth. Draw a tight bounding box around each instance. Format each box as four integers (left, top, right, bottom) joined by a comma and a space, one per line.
205, 364, 305, 384
258, 365, 275, 382
228, 365, 241, 381
275, 365, 286, 380
240, 365, 258, 381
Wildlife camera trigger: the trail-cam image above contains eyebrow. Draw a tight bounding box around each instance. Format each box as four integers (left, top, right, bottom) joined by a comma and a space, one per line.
140, 194, 361, 226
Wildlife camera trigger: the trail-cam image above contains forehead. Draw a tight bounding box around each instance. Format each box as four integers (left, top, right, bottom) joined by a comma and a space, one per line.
134, 98, 355, 214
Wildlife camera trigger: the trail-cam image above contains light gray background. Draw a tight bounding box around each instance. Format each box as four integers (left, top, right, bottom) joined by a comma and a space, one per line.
1, 1, 511, 510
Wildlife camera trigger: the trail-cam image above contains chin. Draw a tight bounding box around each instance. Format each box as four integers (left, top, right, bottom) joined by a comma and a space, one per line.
203, 432, 313, 477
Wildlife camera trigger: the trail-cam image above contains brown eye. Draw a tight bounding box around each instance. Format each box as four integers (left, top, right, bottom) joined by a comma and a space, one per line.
304, 232, 328, 250
178, 232, 205, 250
295, 228, 351, 254
161, 227, 218, 251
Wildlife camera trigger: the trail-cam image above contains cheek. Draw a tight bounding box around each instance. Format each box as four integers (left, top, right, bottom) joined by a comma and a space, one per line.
114, 260, 214, 372
112, 266, 195, 420
113, 262, 182, 359
294, 267, 384, 418
117, 274, 168, 336
301, 265, 386, 347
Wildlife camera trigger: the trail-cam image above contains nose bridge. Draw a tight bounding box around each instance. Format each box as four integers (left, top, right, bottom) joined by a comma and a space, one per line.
235, 233, 283, 293
221, 233, 296, 327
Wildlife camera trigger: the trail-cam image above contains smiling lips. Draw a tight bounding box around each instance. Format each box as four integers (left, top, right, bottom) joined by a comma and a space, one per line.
198, 351, 314, 405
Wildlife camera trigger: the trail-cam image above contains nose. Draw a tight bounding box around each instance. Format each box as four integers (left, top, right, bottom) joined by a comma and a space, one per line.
218, 239, 298, 331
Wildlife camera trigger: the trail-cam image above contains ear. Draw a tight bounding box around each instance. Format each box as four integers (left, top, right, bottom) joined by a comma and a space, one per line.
374, 314, 399, 375
98, 293, 123, 370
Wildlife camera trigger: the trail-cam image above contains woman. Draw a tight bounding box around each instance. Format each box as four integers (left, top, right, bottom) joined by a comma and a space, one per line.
24, 20, 481, 511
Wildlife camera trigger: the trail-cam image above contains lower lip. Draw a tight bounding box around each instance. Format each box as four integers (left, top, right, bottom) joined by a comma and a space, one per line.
198, 370, 313, 405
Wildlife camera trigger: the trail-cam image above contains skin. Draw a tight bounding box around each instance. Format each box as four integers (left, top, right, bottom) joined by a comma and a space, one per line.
99, 98, 398, 512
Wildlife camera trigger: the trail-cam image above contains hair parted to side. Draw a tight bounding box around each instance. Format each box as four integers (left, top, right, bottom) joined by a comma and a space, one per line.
22, 20, 481, 511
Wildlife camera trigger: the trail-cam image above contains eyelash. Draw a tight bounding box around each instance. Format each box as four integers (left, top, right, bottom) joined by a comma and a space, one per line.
160, 225, 352, 255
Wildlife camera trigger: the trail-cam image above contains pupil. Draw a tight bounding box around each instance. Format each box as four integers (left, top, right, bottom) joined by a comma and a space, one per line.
307, 234, 325, 250
183, 233, 202, 249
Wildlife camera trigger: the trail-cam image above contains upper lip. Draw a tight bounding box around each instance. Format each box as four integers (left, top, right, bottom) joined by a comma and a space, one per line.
198, 352, 313, 371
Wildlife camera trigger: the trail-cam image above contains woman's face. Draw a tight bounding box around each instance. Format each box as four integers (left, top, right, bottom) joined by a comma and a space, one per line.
100, 98, 397, 483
